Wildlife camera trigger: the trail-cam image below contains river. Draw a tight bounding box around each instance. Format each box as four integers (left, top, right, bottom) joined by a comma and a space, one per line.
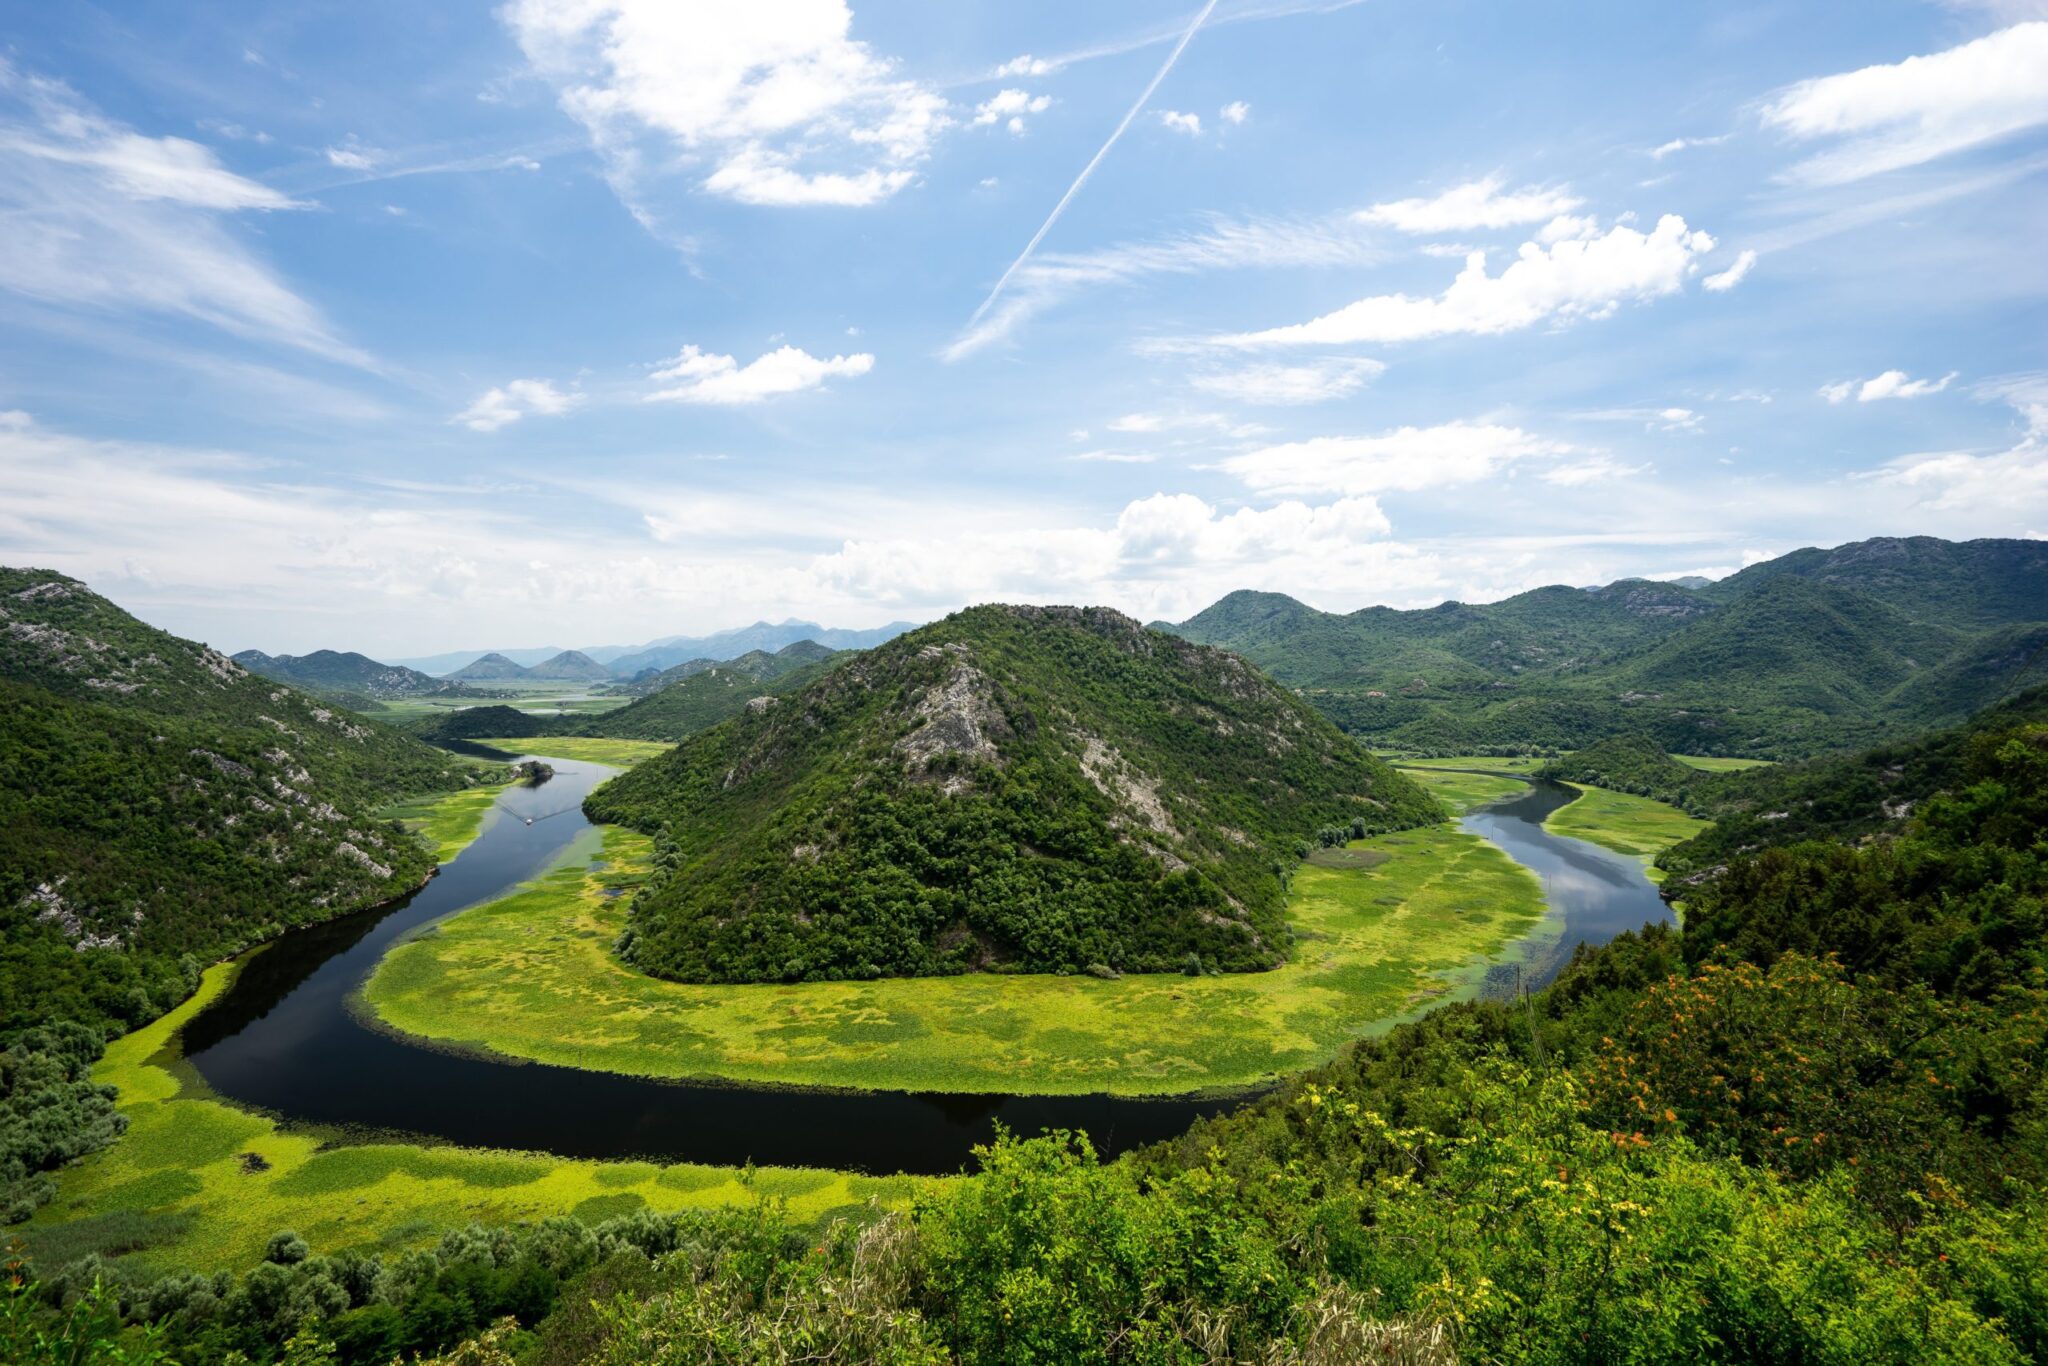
182, 758, 1670, 1175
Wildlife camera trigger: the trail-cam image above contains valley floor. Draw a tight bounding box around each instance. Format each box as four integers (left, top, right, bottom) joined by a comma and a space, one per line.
363, 820, 1549, 1096
33, 741, 1707, 1279
22, 958, 926, 1276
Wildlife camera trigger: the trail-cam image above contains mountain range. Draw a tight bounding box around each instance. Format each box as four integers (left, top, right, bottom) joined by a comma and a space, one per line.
384, 618, 919, 680
231, 648, 473, 700
1160, 536, 2048, 758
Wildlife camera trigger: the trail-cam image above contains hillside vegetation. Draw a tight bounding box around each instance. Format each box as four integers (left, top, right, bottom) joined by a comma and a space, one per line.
1165, 535, 2048, 757
577, 643, 845, 741
587, 604, 1441, 983
0, 569, 492, 1224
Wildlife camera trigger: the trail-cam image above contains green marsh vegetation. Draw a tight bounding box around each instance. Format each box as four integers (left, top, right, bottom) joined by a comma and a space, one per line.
1394, 765, 1529, 812
1541, 785, 1709, 876
473, 736, 673, 768
363, 809, 1572, 1095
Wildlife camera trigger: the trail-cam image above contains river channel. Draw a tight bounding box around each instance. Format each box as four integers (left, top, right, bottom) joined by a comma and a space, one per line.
182, 758, 1670, 1175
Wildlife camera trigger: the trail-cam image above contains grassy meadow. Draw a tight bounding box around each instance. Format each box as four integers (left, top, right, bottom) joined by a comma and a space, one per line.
21, 962, 928, 1277
1388, 754, 1549, 773
474, 736, 673, 768
1543, 782, 1709, 879
1395, 765, 1528, 812
1673, 753, 1775, 772
365, 820, 1548, 1097
379, 778, 513, 864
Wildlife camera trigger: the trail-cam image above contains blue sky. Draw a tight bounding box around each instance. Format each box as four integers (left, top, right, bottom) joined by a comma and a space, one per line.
1, 0, 2044, 656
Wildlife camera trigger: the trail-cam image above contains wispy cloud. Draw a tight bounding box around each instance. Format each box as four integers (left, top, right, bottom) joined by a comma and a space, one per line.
1355, 174, 1581, 233
946, 212, 1382, 359
1763, 22, 2048, 183
0, 59, 367, 365
960, 0, 1222, 351
455, 378, 585, 431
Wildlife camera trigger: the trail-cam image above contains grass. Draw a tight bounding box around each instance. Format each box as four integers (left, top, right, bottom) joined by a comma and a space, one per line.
1673, 754, 1774, 772
22, 961, 929, 1277
1385, 754, 1549, 773
370, 686, 631, 722
363, 820, 1547, 1098
380, 778, 514, 864
473, 736, 672, 768
1396, 766, 1528, 813
1544, 783, 1709, 881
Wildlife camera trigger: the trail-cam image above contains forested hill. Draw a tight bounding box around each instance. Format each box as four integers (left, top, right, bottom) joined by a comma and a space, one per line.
1161, 535, 2048, 756
0, 569, 492, 1040
577, 642, 846, 741
587, 604, 1441, 984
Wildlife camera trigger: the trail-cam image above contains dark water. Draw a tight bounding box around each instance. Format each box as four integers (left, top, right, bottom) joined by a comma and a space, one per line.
1457, 778, 1676, 995
183, 759, 1235, 1176
183, 761, 1668, 1175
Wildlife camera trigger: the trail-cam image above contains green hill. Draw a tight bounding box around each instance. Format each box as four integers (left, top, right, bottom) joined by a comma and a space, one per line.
579, 650, 845, 742
446, 652, 527, 681
524, 649, 612, 682
1702, 534, 2048, 629
1656, 683, 2048, 884
0, 569, 492, 1040
1161, 536, 2048, 757
586, 604, 1441, 984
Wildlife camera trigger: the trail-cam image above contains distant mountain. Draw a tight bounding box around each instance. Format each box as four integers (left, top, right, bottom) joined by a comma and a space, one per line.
603, 619, 916, 679
579, 644, 847, 742
585, 604, 1441, 984
446, 652, 529, 681
1702, 535, 2048, 630
232, 648, 452, 699
1159, 536, 2048, 758
390, 620, 919, 681
522, 649, 612, 682
0, 568, 488, 1039
387, 646, 565, 675
613, 638, 842, 698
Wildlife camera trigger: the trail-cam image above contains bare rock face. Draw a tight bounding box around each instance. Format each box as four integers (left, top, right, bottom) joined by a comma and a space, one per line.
894, 646, 1013, 786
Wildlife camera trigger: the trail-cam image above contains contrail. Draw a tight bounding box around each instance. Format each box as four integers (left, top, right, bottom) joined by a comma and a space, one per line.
965, 0, 1223, 331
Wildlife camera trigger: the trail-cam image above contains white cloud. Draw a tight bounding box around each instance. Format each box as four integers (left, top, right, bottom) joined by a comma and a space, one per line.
500, 0, 948, 213
1220, 100, 1250, 125
973, 88, 1051, 134
1762, 22, 2048, 183
0, 61, 362, 364
1821, 369, 1958, 403
1648, 134, 1729, 159
1190, 357, 1385, 405
993, 55, 1053, 79
1865, 394, 2046, 512
1159, 109, 1203, 135
1535, 214, 1600, 244
1218, 421, 1573, 496
945, 212, 1383, 358
1356, 174, 1581, 234
1702, 249, 1757, 292
645, 343, 874, 404
1578, 407, 1701, 432
455, 378, 584, 432
1068, 449, 1157, 464
1542, 457, 1651, 487
1219, 214, 1715, 347
324, 142, 382, 171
